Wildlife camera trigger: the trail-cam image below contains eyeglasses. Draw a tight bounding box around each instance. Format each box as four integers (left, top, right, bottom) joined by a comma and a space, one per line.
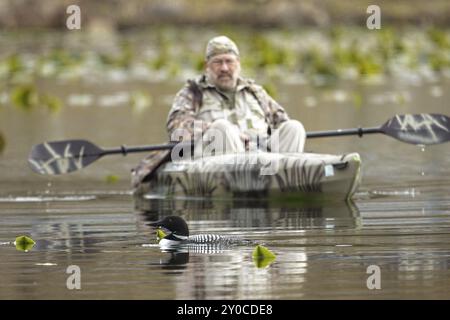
209, 58, 238, 67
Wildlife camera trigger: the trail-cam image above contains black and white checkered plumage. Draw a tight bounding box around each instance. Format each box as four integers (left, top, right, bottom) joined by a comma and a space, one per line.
149, 215, 254, 250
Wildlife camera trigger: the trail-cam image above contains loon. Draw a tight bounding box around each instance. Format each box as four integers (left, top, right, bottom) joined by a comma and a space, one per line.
149, 215, 255, 250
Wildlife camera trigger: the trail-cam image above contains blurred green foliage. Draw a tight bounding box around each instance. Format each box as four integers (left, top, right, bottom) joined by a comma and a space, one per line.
131, 90, 153, 113
5, 54, 24, 75
41, 93, 62, 113
1, 27, 449, 85
10, 84, 62, 113
428, 28, 450, 49
0, 26, 449, 113
100, 42, 134, 68
11, 85, 38, 111
262, 81, 278, 99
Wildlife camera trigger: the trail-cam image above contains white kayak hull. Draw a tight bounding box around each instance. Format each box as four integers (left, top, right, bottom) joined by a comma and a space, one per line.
133, 151, 362, 202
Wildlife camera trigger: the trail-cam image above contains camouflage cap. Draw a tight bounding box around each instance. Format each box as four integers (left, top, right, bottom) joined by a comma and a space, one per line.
205, 36, 239, 60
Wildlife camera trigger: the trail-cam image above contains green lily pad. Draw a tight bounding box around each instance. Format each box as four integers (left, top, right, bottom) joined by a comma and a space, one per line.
14, 235, 35, 252
131, 90, 152, 114
11, 85, 39, 111
252, 244, 276, 268
105, 174, 119, 184
41, 94, 62, 113
6, 54, 23, 75
156, 229, 167, 242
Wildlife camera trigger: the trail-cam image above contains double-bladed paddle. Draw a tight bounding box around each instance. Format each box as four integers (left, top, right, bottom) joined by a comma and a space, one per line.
28, 113, 450, 175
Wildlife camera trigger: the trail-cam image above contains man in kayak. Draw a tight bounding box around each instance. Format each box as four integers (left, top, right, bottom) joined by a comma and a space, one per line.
132, 36, 306, 186
167, 35, 306, 157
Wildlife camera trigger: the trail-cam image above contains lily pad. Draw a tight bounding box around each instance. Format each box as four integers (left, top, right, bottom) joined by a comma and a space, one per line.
252, 244, 276, 268
131, 90, 152, 114
11, 85, 39, 110
105, 174, 119, 184
41, 94, 62, 113
14, 235, 35, 252
6, 54, 23, 75
156, 229, 167, 242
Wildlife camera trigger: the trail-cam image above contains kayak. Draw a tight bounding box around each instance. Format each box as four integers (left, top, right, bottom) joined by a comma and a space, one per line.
132, 151, 361, 202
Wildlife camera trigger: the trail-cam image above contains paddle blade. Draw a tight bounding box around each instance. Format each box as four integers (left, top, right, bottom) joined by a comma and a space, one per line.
381, 114, 450, 145
28, 139, 104, 175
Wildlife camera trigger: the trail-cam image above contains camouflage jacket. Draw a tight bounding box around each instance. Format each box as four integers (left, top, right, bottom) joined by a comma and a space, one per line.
167, 75, 289, 141
132, 75, 290, 189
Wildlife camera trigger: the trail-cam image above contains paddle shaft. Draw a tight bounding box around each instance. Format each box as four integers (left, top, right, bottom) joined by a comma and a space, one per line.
100, 127, 384, 156
307, 126, 383, 139
101, 142, 178, 156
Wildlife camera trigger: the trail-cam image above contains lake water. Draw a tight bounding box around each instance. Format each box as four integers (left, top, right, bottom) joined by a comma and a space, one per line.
1, 32, 450, 299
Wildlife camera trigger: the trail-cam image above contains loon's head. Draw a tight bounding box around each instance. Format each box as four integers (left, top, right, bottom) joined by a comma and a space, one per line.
149, 216, 189, 240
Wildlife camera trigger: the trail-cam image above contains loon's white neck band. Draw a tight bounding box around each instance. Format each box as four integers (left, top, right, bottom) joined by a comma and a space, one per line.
166, 233, 188, 241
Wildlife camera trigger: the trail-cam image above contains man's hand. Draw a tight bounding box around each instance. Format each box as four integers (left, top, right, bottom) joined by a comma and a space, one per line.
240, 132, 250, 150
242, 132, 270, 151
173, 120, 210, 142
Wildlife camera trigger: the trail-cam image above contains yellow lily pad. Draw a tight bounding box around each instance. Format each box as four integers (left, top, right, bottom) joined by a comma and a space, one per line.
156, 229, 167, 242
14, 235, 36, 252
105, 174, 119, 184
252, 245, 276, 268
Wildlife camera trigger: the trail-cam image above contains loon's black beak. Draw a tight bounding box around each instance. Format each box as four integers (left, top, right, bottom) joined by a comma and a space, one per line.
148, 216, 185, 236
149, 219, 164, 228
149, 219, 171, 235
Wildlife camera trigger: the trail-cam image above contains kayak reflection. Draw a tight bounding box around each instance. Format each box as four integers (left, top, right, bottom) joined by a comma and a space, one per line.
138, 198, 360, 232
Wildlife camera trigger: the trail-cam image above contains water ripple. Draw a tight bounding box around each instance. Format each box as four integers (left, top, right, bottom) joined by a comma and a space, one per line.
0, 195, 97, 203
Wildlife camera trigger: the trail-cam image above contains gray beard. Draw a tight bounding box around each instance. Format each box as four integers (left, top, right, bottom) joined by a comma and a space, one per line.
206, 72, 237, 92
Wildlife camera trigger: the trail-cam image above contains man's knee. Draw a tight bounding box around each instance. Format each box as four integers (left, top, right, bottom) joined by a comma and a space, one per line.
200, 119, 244, 155
280, 120, 306, 136
209, 119, 235, 131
